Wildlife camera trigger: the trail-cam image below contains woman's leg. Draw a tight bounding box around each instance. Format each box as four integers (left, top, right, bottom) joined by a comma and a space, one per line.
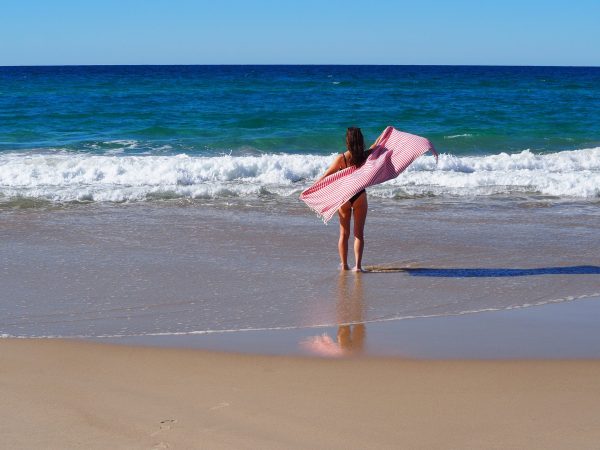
338, 202, 352, 270
351, 193, 368, 271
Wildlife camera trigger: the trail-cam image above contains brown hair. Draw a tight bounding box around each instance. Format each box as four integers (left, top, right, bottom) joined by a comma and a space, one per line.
345, 127, 366, 167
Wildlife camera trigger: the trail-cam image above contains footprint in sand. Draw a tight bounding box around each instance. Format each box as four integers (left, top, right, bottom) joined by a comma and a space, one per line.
151, 419, 178, 449
151, 418, 177, 437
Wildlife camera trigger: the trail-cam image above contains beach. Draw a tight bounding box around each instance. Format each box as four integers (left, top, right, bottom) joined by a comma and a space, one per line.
2, 200, 600, 448
2, 199, 599, 343
1, 65, 600, 448
3, 339, 600, 450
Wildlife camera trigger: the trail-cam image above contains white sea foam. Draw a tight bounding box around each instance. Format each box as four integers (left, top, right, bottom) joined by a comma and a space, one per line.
0, 148, 599, 203
444, 133, 473, 139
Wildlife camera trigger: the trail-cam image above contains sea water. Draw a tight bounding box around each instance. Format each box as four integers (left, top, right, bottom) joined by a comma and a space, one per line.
1, 65, 599, 341
1, 65, 599, 204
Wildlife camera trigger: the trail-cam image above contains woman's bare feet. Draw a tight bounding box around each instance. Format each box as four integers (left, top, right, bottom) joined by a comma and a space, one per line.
340, 263, 350, 271
352, 266, 365, 273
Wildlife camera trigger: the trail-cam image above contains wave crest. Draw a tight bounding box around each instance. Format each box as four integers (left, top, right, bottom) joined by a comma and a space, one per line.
1, 148, 599, 203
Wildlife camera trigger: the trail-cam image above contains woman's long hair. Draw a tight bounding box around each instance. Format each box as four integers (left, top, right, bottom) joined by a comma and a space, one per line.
346, 127, 367, 167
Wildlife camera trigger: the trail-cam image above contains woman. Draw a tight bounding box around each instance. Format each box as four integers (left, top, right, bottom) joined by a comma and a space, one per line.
317, 127, 373, 272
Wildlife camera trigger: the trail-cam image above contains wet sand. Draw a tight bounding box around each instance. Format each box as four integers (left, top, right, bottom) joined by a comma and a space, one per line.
106, 295, 600, 358
1, 199, 599, 341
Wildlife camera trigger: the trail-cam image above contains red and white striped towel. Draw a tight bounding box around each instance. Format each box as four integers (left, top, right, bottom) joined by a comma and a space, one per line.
300, 126, 438, 223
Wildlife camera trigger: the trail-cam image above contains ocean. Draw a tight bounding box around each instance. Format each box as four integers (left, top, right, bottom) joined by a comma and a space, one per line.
1, 65, 599, 205
1, 65, 599, 347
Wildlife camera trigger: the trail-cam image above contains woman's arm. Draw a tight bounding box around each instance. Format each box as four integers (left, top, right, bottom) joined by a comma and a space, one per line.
315, 154, 344, 183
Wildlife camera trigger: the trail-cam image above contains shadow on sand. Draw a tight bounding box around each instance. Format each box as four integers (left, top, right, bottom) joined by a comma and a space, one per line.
365, 265, 600, 278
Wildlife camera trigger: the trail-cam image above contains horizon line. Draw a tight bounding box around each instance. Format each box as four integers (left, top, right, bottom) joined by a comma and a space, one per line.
1, 63, 599, 69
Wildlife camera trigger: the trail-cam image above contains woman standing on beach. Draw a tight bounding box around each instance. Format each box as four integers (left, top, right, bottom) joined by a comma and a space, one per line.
317, 128, 372, 272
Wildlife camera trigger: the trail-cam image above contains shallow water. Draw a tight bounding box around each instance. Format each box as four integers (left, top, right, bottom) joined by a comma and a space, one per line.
1, 199, 599, 339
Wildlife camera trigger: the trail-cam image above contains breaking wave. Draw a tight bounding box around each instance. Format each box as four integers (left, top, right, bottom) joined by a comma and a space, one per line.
1, 147, 599, 203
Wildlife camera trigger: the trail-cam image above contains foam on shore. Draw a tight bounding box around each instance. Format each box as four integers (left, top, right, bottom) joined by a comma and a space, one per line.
1, 147, 599, 203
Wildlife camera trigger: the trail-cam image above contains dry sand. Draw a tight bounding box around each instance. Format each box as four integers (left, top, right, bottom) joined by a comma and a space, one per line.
2, 339, 600, 449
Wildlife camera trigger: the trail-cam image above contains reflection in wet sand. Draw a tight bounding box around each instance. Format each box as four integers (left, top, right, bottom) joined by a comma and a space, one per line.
301, 272, 366, 356
3, 200, 599, 339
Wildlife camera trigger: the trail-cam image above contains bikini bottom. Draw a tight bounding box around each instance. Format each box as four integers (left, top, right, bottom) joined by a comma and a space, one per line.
349, 189, 366, 205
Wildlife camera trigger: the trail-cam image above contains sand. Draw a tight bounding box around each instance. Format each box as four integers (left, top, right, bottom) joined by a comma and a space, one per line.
2, 339, 600, 449
3, 202, 600, 448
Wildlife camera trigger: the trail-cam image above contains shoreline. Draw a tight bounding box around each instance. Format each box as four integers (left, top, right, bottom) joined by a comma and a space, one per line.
3, 338, 600, 449
2, 200, 599, 342
93, 295, 600, 359
4, 297, 600, 448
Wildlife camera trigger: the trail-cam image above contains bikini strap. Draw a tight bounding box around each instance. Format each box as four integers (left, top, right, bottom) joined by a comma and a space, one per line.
342, 152, 348, 169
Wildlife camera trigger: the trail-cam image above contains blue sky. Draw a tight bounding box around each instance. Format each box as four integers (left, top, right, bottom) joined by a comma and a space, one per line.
1, 0, 599, 66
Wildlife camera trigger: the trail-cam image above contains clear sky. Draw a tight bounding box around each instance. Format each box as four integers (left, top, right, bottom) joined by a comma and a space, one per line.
1, 0, 599, 66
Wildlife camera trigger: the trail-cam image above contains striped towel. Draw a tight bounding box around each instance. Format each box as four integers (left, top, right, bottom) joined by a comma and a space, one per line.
300, 126, 438, 223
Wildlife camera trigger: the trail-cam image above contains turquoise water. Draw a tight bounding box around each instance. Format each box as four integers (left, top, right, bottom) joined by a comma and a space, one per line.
2, 65, 599, 155
1, 65, 599, 203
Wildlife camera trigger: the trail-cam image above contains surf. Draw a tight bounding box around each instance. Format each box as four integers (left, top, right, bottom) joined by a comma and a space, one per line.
0, 147, 599, 204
